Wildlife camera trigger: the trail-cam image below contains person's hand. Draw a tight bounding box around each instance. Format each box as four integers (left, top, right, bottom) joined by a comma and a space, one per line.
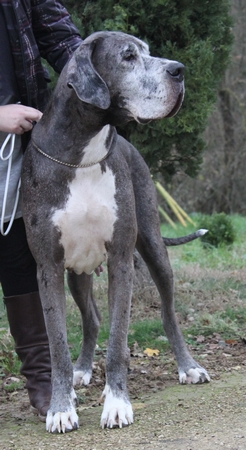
0, 104, 43, 135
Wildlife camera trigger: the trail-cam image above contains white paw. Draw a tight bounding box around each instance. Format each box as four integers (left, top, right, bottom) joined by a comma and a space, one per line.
179, 367, 210, 384
46, 390, 79, 433
46, 406, 79, 433
73, 369, 92, 386
100, 385, 133, 429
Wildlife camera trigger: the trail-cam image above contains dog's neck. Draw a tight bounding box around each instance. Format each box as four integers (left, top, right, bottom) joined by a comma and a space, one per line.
33, 90, 117, 167
78, 124, 115, 166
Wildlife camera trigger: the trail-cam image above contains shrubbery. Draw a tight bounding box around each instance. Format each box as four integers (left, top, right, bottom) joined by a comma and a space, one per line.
198, 213, 236, 248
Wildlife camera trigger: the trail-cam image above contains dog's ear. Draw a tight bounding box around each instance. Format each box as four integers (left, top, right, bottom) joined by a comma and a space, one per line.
67, 41, 111, 110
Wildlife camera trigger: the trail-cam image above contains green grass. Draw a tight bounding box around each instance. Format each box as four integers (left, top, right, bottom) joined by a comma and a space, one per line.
161, 213, 246, 270
1, 214, 246, 376
128, 319, 169, 351
185, 312, 245, 339
0, 327, 21, 377
3, 379, 24, 393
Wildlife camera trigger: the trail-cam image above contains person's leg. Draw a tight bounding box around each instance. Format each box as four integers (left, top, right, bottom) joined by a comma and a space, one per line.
0, 218, 51, 420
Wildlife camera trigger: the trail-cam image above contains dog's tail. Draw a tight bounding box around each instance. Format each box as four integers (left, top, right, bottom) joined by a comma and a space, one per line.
162, 229, 208, 246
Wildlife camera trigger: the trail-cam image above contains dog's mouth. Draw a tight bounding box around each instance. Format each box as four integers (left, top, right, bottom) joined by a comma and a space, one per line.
136, 117, 152, 125
136, 89, 184, 124
165, 91, 184, 118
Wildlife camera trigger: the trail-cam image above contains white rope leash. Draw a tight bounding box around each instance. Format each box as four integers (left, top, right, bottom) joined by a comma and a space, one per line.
0, 132, 21, 236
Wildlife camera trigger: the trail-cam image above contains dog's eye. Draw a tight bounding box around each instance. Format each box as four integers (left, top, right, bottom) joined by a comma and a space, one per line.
123, 53, 136, 62
121, 49, 137, 62
121, 43, 138, 63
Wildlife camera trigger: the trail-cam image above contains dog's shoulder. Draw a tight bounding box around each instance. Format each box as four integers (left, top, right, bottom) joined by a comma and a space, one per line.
115, 134, 141, 160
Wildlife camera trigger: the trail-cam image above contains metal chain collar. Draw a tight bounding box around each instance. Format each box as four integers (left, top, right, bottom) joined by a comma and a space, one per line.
32, 139, 110, 168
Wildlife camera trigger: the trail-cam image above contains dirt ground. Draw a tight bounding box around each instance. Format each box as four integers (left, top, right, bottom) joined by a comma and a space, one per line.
1, 259, 246, 449
1, 337, 246, 450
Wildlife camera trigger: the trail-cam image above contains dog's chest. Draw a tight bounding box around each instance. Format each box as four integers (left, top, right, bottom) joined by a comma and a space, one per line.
52, 164, 117, 274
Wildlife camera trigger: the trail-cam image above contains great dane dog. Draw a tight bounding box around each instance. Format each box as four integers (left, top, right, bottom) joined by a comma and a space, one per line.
21, 31, 210, 433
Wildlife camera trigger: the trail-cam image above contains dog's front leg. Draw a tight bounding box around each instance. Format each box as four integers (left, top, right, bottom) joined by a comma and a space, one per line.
37, 265, 79, 433
100, 256, 134, 429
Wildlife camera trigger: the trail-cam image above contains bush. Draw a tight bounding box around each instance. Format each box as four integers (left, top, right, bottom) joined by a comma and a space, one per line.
198, 213, 236, 248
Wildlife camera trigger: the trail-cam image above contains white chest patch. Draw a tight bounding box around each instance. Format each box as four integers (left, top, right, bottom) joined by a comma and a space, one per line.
52, 163, 117, 275
82, 125, 111, 165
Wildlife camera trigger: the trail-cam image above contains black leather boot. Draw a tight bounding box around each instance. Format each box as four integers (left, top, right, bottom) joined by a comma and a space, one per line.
4, 291, 52, 421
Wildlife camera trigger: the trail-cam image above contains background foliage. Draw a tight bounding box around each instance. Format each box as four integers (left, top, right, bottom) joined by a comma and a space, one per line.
198, 212, 236, 248
63, 0, 233, 180
168, 1, 246, 214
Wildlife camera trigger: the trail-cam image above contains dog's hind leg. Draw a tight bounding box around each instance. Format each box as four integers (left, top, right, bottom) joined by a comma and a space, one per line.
137, 234, 210, 384
129, 149, 210, 384
67, 271, 101, 386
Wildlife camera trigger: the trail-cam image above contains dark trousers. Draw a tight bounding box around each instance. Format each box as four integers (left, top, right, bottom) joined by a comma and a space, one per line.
0, 217, 38, 296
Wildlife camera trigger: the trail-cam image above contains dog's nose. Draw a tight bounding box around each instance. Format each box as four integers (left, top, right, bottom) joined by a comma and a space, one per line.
166, 62, 184, 82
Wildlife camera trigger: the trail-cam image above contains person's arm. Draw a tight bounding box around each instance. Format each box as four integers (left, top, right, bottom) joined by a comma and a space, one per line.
31, 0, 82, 73
0, 105, 42, 135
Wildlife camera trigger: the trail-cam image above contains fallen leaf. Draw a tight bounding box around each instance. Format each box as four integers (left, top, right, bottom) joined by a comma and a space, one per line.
4, 376, 21, 384
208, 344, 218, 350
143, 348, 160, 357
196, 335, 205, 343
225, 339, 238, 346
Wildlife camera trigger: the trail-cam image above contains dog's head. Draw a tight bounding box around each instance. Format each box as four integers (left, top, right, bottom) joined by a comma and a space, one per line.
66, 31, 184, 124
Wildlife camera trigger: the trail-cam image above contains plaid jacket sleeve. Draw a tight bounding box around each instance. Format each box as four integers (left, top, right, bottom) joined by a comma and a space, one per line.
31, 0, 82, 73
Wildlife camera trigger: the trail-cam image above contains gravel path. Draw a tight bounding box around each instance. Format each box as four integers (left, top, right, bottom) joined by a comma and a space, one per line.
1, 370, 246, 450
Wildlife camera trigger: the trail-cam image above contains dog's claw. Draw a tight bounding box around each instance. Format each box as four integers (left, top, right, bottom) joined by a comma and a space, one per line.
46, 407, 79, 434
179, 367, 210, 384
100, 385, 134, 429
199, 371, 210, 383
127, 415, 133, 425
